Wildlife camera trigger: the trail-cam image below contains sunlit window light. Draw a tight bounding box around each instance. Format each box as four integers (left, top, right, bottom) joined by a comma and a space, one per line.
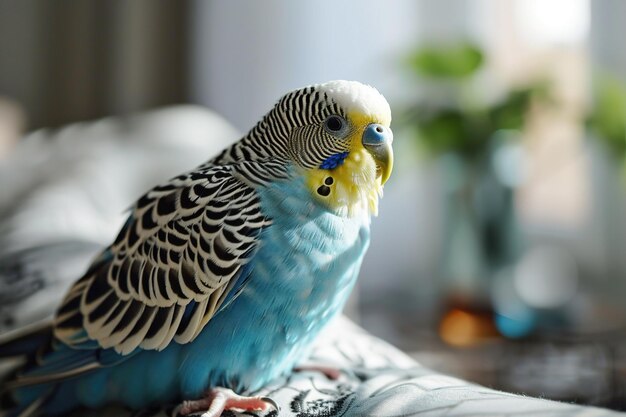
514, 0, 590, 46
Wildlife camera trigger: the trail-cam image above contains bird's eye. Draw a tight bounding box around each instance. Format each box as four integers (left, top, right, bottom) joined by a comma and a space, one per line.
324, 116, 345, 134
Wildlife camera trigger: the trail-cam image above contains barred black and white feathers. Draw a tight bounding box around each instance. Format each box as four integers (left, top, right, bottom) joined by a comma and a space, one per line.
0, 106, 239, 333
211, 85, 350, 169
52, 161, 288, 355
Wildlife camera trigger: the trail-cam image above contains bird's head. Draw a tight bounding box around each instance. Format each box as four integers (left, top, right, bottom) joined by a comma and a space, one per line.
253, 80, 393, 217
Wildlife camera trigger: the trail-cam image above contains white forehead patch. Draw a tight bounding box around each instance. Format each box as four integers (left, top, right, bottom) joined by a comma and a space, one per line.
316, 80, 391, 126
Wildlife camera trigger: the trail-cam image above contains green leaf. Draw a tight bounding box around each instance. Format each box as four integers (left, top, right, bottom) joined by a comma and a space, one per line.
489, 89, 533, 130
588, 73, 626, 153
407, 42, 484, 79
413, 108, 489, 156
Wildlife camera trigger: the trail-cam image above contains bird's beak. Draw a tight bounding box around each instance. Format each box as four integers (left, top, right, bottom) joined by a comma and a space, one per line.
361, 123, 394, 184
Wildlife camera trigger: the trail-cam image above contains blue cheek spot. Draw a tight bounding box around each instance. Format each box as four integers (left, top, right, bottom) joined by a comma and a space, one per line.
319, 152, 349, 170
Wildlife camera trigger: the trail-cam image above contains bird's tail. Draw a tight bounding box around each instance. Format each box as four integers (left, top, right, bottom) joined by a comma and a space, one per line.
0, 322, 54, 417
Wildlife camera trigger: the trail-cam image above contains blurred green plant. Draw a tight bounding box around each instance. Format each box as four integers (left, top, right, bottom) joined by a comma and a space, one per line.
400, 42, 554, 338
587, 72, 626, 157
408, 42, 483, 79
402, 42, 551, 159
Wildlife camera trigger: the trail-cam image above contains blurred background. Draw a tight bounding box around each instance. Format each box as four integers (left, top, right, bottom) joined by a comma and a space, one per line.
1, 0, 626, 411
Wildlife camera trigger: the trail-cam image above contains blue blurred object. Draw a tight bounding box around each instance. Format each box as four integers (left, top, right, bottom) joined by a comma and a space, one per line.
495, 312, 537, 339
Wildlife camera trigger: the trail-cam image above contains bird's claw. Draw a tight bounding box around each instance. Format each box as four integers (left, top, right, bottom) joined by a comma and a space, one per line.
259, 396, 279, 412
174, 387, 277, 417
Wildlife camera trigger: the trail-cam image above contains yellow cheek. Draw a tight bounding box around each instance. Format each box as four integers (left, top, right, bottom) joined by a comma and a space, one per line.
306, 148, 381, 216
307, 169, 334, 198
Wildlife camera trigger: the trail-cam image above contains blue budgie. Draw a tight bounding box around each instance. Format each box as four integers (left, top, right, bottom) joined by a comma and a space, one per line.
0, 80, 393, 417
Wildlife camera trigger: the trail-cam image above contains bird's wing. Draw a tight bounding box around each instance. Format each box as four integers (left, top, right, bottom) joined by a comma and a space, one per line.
53, 162, 273, 356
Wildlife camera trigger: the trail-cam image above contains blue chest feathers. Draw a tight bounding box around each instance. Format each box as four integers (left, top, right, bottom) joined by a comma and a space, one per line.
176, 174, 371, 395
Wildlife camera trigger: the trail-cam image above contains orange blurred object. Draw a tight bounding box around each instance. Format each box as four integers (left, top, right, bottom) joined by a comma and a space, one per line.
439, 307, 501, 347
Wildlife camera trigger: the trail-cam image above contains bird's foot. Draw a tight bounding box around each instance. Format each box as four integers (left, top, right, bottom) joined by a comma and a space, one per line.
175, 387, 277, 417
294, 364, 342, 380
